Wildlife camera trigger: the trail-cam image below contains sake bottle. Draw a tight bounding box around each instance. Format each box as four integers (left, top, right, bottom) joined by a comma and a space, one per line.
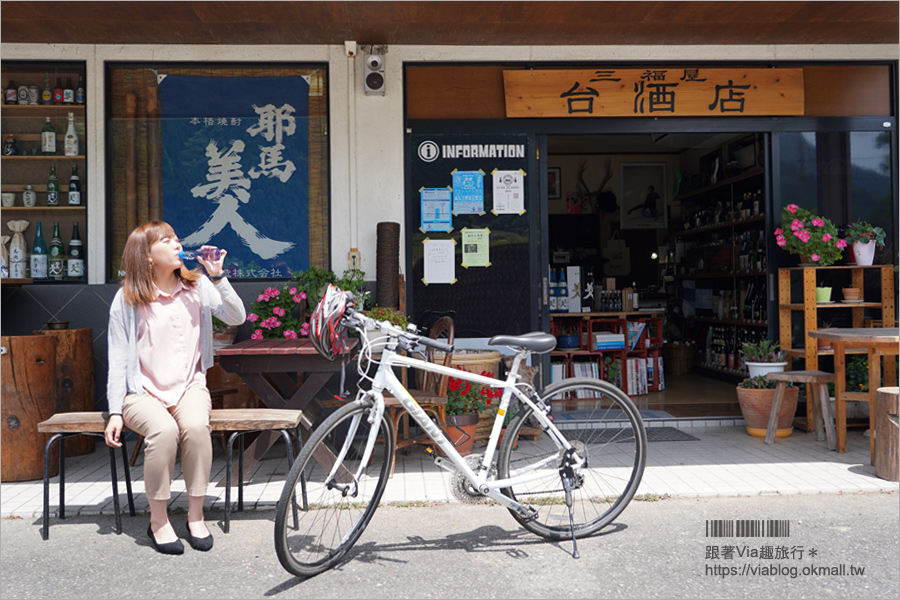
31, 221, 48, 280
67, 165, 82, 205
46, 163, 60, 206
48, 222, 65, 280
41, 117, 56, 155
64, 112, 79, 156
67, 222, 84, 280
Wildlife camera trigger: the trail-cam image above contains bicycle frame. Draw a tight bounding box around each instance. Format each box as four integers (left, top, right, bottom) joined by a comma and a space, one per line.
360, 338, 583, 514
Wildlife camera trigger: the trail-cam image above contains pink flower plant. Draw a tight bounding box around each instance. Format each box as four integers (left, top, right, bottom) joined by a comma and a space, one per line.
247, 279, 310, 340
775, 204, 844, 266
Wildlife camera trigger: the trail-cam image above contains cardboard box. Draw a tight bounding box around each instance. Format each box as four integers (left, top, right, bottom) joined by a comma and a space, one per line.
622, 287, 635, 311
603, 277, 616, 291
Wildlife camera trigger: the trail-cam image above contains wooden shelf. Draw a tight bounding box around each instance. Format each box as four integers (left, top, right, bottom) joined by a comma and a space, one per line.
673, 213, 765, 238
0, 206, 85, 211
1, 155, 86, 161
677, 269, 766, 280
673, 166, 764, 203
692, 316, 768, 328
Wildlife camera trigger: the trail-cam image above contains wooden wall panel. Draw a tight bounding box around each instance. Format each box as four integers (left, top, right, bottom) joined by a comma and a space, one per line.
406, 64, 892, 120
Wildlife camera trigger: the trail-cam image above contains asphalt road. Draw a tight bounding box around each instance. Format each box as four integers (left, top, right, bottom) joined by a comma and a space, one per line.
2, 492, 898, 599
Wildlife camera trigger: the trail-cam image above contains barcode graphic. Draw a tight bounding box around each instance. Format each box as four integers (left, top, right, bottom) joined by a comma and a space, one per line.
705, 519, 790, 537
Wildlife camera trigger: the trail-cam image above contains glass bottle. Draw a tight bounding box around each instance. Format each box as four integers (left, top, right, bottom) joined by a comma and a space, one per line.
75, 74, 85, 105
22, 184, 37, 207
41, 72, 52, 104
63, 77, 74, 104
46, 163, 60, 206
31, 221, 48, 280
67, 165, 81, 205
5, 79, 17, 104
41, 117, 56, 155
67, 222, 84, 280
64, 112, 79, 156
53, 76, 64, 104
48, 222, 65, 280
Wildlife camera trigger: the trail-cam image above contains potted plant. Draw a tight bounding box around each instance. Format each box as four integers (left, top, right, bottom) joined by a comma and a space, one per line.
440, 369, 491, 456
364, 305, 409, 353
739, 338, 787, 378
816, 321, 833, 351
247, 281, 309, 340
212, 316, 239, 350
556, 325, 579, 349
774, 204, 847, 266
843, 220, 886, 266
736, 375, 798, 439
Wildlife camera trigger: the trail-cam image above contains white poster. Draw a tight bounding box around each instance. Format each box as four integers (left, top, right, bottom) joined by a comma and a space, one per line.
492, 169, 526, 214
422, 238, 457, 284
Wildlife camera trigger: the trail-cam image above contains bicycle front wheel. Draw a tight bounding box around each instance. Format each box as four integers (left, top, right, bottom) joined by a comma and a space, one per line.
274, 399, 393, 577
497, 377, 647, 540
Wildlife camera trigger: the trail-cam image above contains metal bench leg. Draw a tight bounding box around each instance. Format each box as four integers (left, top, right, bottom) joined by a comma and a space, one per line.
224, 431, 242, 534
42, 434, 65, 540
279, 430, 299, 529
58, 436, 67, 519
108, 445, 122, 535
119, 438, 135, 516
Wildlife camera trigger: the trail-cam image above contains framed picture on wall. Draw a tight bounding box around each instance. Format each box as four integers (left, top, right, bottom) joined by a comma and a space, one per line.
547, 167, 561, 199
620, 163, 667, 230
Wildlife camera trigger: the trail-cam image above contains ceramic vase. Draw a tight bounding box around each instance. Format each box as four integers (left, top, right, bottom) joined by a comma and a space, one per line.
852, 241, 876, 266
815, 287, 832, 303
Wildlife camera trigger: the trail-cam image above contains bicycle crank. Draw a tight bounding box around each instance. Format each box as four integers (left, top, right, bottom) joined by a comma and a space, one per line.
451, 454, 495, 504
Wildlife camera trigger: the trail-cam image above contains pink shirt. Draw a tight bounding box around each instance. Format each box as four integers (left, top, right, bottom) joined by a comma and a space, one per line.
136, 279, 206, 407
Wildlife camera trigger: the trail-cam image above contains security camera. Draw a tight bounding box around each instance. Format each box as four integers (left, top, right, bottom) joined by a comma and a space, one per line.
366, 55, 383, 71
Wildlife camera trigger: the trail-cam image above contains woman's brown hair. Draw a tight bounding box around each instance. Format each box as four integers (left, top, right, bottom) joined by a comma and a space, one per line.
121, 221, 199, 305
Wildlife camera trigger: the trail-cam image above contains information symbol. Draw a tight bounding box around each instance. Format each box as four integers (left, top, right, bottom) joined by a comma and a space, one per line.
418, 140, 439, 163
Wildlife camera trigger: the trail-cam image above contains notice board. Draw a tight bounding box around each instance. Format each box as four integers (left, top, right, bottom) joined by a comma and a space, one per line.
407, 133, 533, 337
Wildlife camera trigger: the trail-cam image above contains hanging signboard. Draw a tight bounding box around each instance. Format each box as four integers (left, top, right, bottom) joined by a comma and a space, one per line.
503, 68, 804, 118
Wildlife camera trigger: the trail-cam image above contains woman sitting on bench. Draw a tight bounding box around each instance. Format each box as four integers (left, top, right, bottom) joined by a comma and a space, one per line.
104, 221, 246, 555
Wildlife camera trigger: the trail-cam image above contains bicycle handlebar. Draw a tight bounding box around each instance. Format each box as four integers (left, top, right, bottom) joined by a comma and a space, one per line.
342, 306, 454, 354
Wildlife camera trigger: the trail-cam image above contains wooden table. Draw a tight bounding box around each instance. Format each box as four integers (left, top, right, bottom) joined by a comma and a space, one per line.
808, 328, 899, 460
215, 338, 357, 478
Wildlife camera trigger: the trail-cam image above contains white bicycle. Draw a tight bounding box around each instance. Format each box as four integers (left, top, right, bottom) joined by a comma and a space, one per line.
274, 285, 647, 577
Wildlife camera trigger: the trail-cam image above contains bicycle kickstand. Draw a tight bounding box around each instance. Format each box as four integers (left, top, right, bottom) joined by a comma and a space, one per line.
560, 448, 580, 559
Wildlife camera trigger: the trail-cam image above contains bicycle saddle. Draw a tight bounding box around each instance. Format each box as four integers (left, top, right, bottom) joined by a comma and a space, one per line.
488, 332, 557, 353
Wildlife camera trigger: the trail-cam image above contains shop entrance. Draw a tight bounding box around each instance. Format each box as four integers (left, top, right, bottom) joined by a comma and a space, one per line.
545, 131, 771, 418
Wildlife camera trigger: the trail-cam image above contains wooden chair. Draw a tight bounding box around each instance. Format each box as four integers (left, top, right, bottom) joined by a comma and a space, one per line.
765, 370, 836, 449
384, 316, 455, 476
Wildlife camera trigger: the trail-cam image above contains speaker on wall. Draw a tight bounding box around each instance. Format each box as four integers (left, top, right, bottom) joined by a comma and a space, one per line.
364, 53, 385, 95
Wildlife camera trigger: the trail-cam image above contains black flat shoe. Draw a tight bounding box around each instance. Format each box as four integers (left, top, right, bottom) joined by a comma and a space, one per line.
185, 519, 214, 552
147, 524, 184, 555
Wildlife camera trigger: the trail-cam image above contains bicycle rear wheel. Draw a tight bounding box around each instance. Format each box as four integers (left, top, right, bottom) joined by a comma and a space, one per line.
497, 377, 646, 540
274, 399, 393, 577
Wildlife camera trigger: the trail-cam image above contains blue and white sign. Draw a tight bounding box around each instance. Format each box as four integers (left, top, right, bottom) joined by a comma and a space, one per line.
159, 75, 310, 278
420, 187, 453, 232
451, 169, 485, 214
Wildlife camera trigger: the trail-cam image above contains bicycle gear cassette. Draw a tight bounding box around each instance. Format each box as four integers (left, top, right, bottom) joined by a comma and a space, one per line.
451, 454, 495, 504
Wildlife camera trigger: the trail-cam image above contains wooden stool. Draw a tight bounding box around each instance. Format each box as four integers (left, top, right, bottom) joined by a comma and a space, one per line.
765, 371, 836, 449
874, 387, 899, 482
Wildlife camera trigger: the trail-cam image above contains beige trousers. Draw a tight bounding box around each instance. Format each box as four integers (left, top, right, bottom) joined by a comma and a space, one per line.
122, 386, 212, 500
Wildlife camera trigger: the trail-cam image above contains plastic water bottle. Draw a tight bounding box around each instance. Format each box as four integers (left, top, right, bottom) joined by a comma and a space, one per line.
179, 248, 221, 261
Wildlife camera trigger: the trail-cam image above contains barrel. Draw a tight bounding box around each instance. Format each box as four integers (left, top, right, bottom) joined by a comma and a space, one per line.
875, 387, 899, 482
34, 328, 96, 457
1, 335, 60, 481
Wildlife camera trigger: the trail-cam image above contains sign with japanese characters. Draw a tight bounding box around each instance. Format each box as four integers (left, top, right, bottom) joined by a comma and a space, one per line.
503, 68, 804, 118
159, 75, 310, 278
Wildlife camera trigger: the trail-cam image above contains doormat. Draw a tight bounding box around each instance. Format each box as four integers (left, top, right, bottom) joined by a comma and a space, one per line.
566, 427, 700, 443
554, 409, 674, 422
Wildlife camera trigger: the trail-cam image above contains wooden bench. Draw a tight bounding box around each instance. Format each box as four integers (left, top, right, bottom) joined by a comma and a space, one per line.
37, 408, 302, 540
765, 370, 836, 449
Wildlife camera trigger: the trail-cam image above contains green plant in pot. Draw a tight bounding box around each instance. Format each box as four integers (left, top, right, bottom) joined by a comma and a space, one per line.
557, 325, 579, 349
736, 375, 798, 439
739, 338, 787, 378
843, 220, 885, 266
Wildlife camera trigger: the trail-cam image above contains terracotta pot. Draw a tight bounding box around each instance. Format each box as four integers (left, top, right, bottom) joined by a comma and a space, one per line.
438, 412, 479, 457
841, 287, 861, 302
736, 385, 799, 438
212, 326, 238, 350
817, 337, 832, 351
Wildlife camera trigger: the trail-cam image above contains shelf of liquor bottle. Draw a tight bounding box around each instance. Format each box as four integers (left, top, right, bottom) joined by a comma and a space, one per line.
1, 154, 85, 161
692, 316, 769, 328
676, 269, 766, 280
1, 278, 34, 287
1, 105, 85, 116
672, 167, 764, 203
672, 213, 765, 238
0, 206, 85, 212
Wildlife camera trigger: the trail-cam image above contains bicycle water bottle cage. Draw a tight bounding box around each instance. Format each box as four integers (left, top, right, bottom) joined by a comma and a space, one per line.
488, 332, 557, 354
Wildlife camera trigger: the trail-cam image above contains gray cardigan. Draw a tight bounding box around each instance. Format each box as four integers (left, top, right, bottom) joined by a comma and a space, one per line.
106, 276, 246, 415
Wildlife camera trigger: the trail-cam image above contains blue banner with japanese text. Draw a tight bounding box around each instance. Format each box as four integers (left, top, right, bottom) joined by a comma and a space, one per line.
159, 75, 309, 278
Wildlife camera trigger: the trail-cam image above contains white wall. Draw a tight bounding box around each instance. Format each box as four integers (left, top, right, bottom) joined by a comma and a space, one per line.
2, 42, 895, 283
